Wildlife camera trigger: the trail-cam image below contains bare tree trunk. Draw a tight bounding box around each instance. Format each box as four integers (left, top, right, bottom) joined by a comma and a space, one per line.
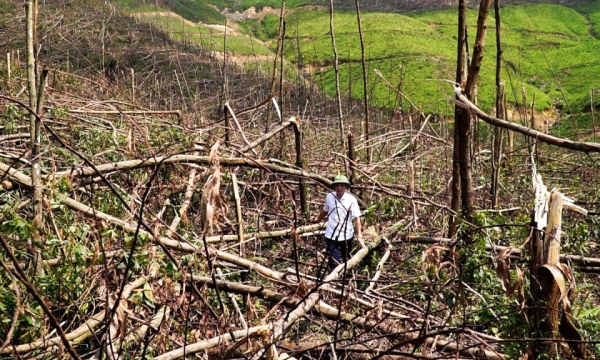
491, 0, 503, 208
449, 0, 466, 237
6, 52, 10, 84
491, 86, 504, 208
528, 190, 589, 358
347, 132, 355, 183
355, 0, 371, 163
26, 0, 43, 275
266, 0, 286, 132
223, 104, 230, 147
591, 87, 596, 142
329, 0, 348, 177
459, 0, 492, 220
293, 122, 308, 220
536, 195, 566, 357
278, 21, 287, 154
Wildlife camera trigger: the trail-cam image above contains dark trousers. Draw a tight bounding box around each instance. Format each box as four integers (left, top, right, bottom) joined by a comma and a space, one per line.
325, 237, 353, 270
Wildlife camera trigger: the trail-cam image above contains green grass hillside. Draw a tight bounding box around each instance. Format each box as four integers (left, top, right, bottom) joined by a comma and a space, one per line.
266, 3, 600, 116
122, 0, 600, 121
116, 0, 227, 23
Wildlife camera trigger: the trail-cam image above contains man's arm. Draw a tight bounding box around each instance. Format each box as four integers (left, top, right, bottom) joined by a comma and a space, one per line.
313, 210, 328, 223
353, 217, 365, 247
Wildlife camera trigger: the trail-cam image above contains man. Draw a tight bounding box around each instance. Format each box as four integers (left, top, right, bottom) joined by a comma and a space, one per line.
313, 174, 365, 271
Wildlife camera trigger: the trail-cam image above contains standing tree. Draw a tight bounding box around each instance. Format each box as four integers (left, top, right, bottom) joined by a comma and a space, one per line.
355, 0, 370, 163
449, 0, 467, 237
491, 0, 505, 208
451, 0, 492, 227
26, 0, 43, 275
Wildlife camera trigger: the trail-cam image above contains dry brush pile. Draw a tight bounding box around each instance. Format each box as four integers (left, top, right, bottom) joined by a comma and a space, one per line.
1, 0, 600, 359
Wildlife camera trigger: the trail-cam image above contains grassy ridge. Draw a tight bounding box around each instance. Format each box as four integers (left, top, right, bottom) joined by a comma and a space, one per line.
263, 3, 600, 115
118, 3, 273, 56
115, 0, 227, 23
124, 0, 600, 118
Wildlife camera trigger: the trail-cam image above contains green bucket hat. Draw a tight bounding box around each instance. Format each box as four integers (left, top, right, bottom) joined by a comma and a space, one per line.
331, 174, 351, 187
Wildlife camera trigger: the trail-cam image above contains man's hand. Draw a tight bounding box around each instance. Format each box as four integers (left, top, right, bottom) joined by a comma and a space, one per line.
357, 235, 366, 248
313, 210, 327, 224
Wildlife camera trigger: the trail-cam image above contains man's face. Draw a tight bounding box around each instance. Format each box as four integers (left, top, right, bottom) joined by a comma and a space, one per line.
334, 184, 347, 194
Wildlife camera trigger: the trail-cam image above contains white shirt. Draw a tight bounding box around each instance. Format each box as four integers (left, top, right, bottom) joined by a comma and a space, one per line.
323, 191, 361, 241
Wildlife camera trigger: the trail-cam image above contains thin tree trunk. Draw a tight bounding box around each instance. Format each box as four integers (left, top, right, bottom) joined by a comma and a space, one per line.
6, 52, 10, 84
355, 0, 370, 163
460, 0, 492, 220
591, 88, 596, 142
231, 173, 244, 256
347, 132, 355, 183
449, 0, 467, 238
26, 0, 43, 275
278, 21, 287, 155
491, 87, 504, 208
223, 105, 230, 147
491, 0, 503, 208
293, 122, 308, 220
266, 0, 286, 132
329, 0, 348, 176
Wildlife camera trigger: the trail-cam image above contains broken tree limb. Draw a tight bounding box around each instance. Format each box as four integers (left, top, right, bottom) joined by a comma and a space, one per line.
0, 309, 105, 355
239, 116, 297, 153
61, 195, 324, 252
155, 226, 388, 360
365, 236, 392, 294
451, 83, 600, 153
0, 275, 151, 355
251, 226, 390, 360
122, 306, 169, 348
51, 155, 333, 188
231, 173, 244, 255
402, 235, 600, 268
0, 133, 30, 142
165, 160, 197, 238
0, 161, 32, 190
225, 102, 258, 156
315, 302, 506, 360
216, 268, 247, 330
186, 275, 506, 360
287, 268, 417, 322
391, 115, 430, 158
68, 109, 182, 117
152, 324, 271, 360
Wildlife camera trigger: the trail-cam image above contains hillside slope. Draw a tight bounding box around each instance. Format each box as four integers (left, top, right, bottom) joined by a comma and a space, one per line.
138, 0, 600, 124
254, 2, 600, 121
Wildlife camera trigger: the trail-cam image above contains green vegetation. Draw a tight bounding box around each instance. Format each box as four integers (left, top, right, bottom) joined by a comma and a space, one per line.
269, 4, 599, 115
124, 0, 600, 120
114, 0, 226, 24
192, 0, 313, 11
128, 10, 273, 55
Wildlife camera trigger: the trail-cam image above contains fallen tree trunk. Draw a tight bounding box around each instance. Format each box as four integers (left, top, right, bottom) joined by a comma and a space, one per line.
154, 226, 390, 360
451, 83, 600, 153
0, 275, 151, 355
404, 235, 600, 268
50, 155, 333, 187
186, 275, 506, 359
0, 161, 32, 191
